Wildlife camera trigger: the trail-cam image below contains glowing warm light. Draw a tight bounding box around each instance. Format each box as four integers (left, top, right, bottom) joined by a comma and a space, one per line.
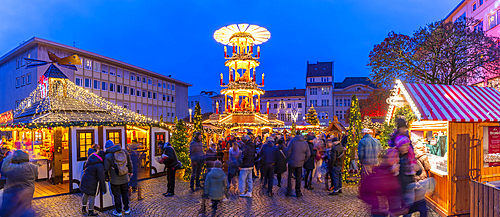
214, 24, 271, 45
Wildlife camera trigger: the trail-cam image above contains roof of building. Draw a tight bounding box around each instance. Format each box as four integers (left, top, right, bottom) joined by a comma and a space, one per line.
444, 0, 466, 21
390, 82, 500, 122
44, 64, 69, 79
262, 88, 306, 98
0, 37, 192, 87
306, 61, 333, 77
334, 77, 377, 89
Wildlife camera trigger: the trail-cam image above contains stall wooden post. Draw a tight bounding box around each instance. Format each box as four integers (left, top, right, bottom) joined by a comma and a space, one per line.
52, 127, 63, 185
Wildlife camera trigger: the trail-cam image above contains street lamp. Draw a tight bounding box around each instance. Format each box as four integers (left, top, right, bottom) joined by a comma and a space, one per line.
188, 109, 192, 123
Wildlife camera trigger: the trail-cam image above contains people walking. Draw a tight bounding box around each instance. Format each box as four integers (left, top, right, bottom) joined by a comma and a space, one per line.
128, 144, 139, 192
260, 137, 277, 196
312, 137, 324, 183
162, 142, 180, 197
303, 135, 316, 190
328, 137, 344, 195
358, 128, 382, 180
189, 132, 205, 192
205, 143, 218, 175
227, 142, 242, 187
204, 160, 227, 217
285, 131, 311, 197
80, 151, 107, 216
0, 150, 38, 216
323, 139, 335, 191
104, 140, 133, 216
239, 135, 255, 198
274, 139, 287, 188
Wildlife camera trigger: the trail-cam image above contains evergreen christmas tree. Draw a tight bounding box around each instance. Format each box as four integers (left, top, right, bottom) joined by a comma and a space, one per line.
171, 117, 191, 180
291, 121, 296, 136
193, 101, 205, 142
343, 94, 362, 183
305, 105, 320, 126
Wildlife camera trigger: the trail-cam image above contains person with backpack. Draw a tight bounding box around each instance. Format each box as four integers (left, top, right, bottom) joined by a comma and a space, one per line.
162, 142, 180, 197
329, 137, 344, 195
80, 151, 107, 216
104, 140, 133, 217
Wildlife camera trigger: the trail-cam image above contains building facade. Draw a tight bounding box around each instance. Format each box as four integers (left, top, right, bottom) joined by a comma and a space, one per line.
0, 37, 191, 122
305, 61, 334, 127
188, 91, 218, 115
333, 77, 377, 126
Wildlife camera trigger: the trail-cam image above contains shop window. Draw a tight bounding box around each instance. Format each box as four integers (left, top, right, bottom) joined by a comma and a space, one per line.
77, 130, 94, 160
107, 130, 121, 145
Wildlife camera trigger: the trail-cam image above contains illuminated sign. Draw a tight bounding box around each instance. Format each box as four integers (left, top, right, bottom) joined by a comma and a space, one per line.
38, 75, 49, 98
386, 94, 407, 108
0, 110, 13, 123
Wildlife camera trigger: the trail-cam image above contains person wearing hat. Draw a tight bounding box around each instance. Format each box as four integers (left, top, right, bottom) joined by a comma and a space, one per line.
303, 135, 317, 190
204, 160, 227, 217
239, 135, 256, 198
285, 131, 311, 197
260, 136, 278, 196
358, 128, 382, 180
189, 132, 205, 192
104, 140, 133, 216
80, 150, 107, 216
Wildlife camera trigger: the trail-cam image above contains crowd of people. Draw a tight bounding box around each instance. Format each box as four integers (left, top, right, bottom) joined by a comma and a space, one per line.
0, 119, 436, 217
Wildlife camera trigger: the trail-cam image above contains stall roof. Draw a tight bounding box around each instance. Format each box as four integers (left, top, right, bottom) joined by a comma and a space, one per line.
389, 80, 500, 122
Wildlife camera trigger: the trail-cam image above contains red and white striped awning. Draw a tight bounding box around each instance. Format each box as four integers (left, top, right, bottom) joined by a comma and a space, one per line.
387, 80, 500, 122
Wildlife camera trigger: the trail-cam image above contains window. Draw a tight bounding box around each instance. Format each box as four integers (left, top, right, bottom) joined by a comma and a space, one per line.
148, 91, 151, 99
77, 57, 83, 68
172, 96, 175, 102
107, 130, 121, 146
130, 88, 135, 95
94, 80, 100, 90
158, 82, 161, 87
167, 96, 170, 101
280, 114, 285, 121
117, 68, 123, 78
137, 75, 141, 82
475, 21, 484, 32
124, 86, 128, 94
142, 77, 146, 83
163, 94, 166, 101
84, 78, 91, 88
109, 83, 115, 92
137, 89, 141, 97
171, 112, 174, 117
321, 87, 329, 95
280, 101, 285, 109
142, 91, 146, 98
110, 66, 116, 76
75, 77, 82, 87
85, 59, 92, 70
16, 58, 20, 69
287, 113, 291, 121
117, 85, 122, 93
298, 103, 302, 108
480, 0, 483, 5
167, 84, 170, 89
102, 82, 108, 91
93, 62, 100, 72
309, 88, 317, 95
153, 92, 157, 99
473, 3, 476, 11
102, 64, 108, 74
27, 73, 31, 84
148, 79, 152, 85
321, 99, 329, 106
163, 83, 166, 88
172, 84, 175, 90
21, 76, 25, 86
310, 100, 317, 106
77, 130, 94, 160
26, 52, 31, 65
131, 73, 135, 81
489, 13, 497, 29
287, 103, 291, 108
273, 103, 278, 109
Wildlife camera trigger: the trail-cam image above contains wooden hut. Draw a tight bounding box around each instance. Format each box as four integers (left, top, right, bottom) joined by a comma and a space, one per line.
325, 116, 346, 138
386, 80, 500, 216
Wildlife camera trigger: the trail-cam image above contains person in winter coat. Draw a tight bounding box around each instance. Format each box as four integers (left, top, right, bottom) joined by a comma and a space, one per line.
260, 137, 278, 196
104, 140, 133, 216
162, 142, 180, 197
323, 139, 335, 191
0, 150, 38, 217
189, 132, 205, 192
239, 135, 255, 198
312, 138, 325, 183
204, 160, 227, 217
304, 135, 317, 190
205, 143, 218, 174
274, 140, 287, 188
80, 151, 107, 216
414, 143, 431, 182
128, 144, 139, 191
358, 128, 382, 180
228, 143, 242, 187
359, 148, 407, 217
328, 137, 344, 195
285, 132, 311, 197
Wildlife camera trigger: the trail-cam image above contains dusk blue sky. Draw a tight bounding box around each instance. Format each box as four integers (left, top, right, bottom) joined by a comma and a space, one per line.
0, 0, 458, 94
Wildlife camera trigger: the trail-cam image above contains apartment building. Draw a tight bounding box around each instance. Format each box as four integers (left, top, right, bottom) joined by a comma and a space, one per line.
0, 37, 191, 122
305, 61, 334, 126
333, 77, 376, 126
188, 91, 219, 114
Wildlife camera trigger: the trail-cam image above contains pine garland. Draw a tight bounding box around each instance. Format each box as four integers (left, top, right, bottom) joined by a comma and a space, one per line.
305, 105, 320, 126
343, 94, 362, 183
171, 117, 191, 180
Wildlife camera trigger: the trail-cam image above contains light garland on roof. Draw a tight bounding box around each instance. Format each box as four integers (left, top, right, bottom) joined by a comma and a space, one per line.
386, 80, 422, 123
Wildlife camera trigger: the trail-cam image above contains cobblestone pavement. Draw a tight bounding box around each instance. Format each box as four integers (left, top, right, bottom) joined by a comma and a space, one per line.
32, 175, 440, 217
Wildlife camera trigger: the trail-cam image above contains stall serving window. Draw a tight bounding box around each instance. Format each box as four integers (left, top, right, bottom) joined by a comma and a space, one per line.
410, 124, 448, 175
77, 130, 94, 160
155, 132, 165, 156
107, 130, 121, 146
483, 126, 500, 167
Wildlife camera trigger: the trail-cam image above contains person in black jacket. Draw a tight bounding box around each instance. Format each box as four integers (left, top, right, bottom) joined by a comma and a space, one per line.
274, 140, 287, 188
260, 137, 278, 196
162, 142, 179, 197
238, 135, 255, 198
304, 135, 317, 190
329, 137, 344, 195
80, 151, 107, 216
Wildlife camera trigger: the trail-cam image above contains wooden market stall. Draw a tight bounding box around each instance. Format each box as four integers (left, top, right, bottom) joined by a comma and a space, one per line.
386, 80, 500, 216
325, 116, 346, 138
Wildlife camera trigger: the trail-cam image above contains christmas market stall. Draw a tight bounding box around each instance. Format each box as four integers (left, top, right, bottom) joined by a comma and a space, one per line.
0, 65, 168, 203
325, 116, 346, 138
386, 80, 500, 216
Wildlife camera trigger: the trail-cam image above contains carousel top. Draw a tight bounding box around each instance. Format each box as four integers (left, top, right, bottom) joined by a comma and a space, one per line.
214, 24, 271, 45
